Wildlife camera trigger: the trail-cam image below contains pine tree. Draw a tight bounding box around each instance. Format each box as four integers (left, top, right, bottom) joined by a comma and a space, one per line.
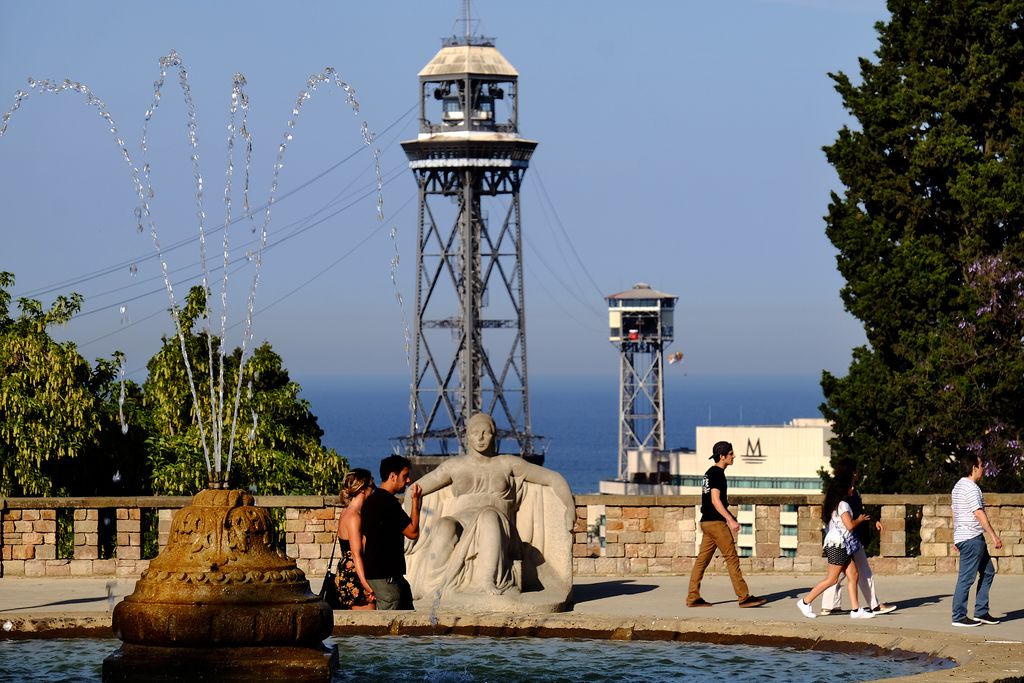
823, 1, 1024, 493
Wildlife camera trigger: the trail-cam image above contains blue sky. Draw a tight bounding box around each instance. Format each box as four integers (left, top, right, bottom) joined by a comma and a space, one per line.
1, 1, 886, 383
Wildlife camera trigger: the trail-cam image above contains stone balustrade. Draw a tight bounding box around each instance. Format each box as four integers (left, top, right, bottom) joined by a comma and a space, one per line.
2, 493, 1022, 578
571, 494, 1024, 576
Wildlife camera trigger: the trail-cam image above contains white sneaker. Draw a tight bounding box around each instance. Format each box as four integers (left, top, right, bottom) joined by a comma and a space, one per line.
797, 598, 817, 619
851, 608, 875, 619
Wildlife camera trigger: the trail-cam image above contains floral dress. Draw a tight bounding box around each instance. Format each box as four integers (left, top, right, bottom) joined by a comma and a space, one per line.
336, 539, 373, 609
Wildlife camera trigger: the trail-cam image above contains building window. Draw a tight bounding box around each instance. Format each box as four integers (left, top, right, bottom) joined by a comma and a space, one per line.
728, 477, 821, 489
782, 504, 799, 513
739, 546, 753, 557
782, 548, 797, 558
781, 525, 798, 536
739, 504, 754, 512
740, 524, 753, 535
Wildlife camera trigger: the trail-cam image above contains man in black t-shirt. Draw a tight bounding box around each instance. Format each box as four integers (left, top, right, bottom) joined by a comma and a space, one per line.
362, 455, 421, 609
686, 441, 766, 608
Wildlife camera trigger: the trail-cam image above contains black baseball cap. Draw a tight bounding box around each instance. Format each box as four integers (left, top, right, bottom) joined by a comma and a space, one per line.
711, 441, 734, 460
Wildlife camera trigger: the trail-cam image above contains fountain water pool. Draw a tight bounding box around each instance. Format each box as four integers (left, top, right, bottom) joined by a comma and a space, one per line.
0, 634, 954, 682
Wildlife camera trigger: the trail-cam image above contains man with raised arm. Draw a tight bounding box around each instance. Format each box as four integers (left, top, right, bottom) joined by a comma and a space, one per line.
362, 455, 421, 610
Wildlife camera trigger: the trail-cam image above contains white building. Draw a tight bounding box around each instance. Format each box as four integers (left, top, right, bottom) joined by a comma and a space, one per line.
599, 418, 833, 557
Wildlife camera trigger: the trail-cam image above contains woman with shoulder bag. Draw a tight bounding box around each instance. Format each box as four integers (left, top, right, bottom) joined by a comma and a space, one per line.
796, 469, 874, 619
334, 468, 376, 610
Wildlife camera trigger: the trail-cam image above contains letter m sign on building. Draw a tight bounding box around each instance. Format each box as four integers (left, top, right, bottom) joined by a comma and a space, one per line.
744, 438, 765, 460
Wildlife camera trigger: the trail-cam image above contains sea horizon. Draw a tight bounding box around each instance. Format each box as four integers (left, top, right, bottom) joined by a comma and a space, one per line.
297, 373, 827, 495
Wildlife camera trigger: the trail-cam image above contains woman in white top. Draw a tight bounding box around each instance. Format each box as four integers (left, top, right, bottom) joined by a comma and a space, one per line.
820, 458, 896, 615
796, 469, 874, 619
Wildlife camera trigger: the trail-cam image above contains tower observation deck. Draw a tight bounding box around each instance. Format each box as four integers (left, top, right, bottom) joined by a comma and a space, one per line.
393, 26, 544, 462
607, 283, 679, 480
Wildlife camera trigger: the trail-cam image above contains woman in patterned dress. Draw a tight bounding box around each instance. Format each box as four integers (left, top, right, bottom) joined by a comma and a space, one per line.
336, 469, 376, 610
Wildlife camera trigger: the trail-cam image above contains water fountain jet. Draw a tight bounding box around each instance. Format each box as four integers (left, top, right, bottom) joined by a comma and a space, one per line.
2, 50, 383, 682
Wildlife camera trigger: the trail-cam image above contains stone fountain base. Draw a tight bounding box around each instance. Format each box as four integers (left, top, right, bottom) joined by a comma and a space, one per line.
103, 488, 335, 682
104, 644, 335, 683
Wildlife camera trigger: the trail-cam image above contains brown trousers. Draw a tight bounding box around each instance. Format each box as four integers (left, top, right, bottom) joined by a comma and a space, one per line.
687, 520, 750, 604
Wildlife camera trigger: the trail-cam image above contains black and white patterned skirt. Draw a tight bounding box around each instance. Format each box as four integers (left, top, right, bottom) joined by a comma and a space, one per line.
823, 544, 851, 566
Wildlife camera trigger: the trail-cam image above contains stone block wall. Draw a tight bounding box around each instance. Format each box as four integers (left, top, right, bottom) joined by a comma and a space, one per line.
793, 503, 826, 573
285, 506, 339, 577
571, 494, 1024, 577
2, 493, 1023, 578
0, 499, 189, 578
158, 509, 174, 550
879, 504, 906, 557
754, 504, 780, 561
987, 504, 1024, 574
1, 509, 57, 575
573, 501, 698, 575
73, 508, 99, 561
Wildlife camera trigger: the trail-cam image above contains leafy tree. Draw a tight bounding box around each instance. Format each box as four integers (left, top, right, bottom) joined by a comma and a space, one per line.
0, 272, 146, 496
143, 286, 347, 495
1, 274, 346, 497
0, 272, 98, 495
822, 1, 1024, 493
50, 355, 151, 497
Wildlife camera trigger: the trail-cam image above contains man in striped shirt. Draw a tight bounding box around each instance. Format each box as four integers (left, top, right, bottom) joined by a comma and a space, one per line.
950, 453, 1003, 627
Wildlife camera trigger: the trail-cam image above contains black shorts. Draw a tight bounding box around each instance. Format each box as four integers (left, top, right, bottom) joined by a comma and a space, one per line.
824, 545, 850, 566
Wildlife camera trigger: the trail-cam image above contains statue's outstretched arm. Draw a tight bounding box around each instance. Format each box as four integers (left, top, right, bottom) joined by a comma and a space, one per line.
413, 462, 453, 498
403, 462, 452, 553
510, 459, 576, 529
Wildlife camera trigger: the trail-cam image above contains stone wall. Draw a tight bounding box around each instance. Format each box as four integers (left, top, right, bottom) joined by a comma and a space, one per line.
2, 493, 1023, 578
284, 505, 340, 578
571, 494, 1024, 576
2, 508, 56, 566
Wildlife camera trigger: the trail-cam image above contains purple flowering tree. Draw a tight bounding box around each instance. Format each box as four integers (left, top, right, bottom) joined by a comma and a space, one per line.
821, 1, 1024, 493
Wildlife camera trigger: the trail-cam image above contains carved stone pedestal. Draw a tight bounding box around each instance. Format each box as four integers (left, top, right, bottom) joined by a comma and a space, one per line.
103, 488, 335, 682
104, 644, 336, 683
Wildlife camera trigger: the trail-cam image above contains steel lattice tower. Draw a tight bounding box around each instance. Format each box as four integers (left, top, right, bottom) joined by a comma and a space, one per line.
394, 26, 544, 461
607, 283, 679, 479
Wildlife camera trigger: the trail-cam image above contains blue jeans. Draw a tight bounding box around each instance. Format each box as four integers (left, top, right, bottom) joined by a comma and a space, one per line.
952, 534, 995, 620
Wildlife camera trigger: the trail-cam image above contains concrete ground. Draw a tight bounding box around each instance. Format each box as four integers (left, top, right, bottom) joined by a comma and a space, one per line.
1, 573, 1023, 681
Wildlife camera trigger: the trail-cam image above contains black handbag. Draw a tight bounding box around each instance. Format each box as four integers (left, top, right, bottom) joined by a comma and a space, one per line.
319, 537, 343, 609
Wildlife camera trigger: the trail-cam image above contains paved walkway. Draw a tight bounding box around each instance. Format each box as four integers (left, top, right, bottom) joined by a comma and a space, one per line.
573, 574, 1024, 639
2, 573, 1023, 681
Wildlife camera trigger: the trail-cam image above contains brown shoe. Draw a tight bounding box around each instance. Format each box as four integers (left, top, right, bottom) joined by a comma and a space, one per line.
738, 595, 767, 608
687, 598, 713, 607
